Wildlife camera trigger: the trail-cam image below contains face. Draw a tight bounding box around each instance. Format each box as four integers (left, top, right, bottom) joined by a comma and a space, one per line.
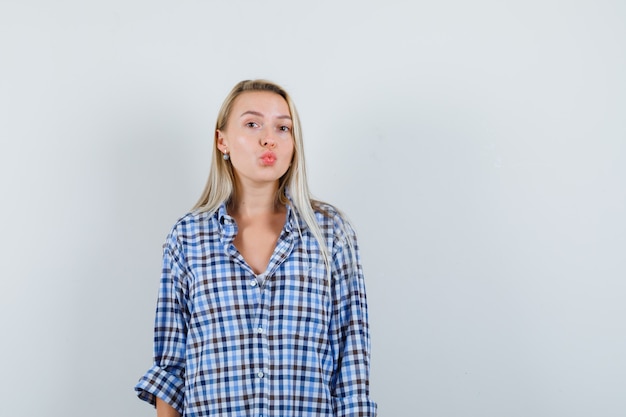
217, 91, 294, 188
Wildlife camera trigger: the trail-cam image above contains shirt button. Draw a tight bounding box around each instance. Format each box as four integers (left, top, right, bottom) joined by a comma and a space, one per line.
250, 280, 257, 287
256, 327, 264, 334
257, 371, 264, 378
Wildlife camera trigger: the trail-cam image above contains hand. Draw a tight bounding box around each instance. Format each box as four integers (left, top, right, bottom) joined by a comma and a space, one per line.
156, 397, 180, 417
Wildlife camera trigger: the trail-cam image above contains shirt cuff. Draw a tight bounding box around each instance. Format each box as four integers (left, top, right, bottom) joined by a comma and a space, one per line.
134, 364, 184, 414
332, 395, 378, 417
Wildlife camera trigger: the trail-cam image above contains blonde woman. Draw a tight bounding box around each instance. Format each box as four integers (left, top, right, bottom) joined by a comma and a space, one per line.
135, 80, 377, 417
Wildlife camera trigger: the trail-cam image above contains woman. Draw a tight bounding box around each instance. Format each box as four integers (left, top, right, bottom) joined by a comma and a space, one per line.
135, 80, 377, 417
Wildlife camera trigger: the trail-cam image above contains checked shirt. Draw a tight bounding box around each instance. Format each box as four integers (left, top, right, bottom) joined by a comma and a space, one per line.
135, 201, 377, 416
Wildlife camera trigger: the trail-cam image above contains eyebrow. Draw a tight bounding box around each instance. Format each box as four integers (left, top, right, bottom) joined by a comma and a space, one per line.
240, 110, 292, 120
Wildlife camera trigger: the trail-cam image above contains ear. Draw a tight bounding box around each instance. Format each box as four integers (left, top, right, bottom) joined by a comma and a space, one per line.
216, 130, 228, 152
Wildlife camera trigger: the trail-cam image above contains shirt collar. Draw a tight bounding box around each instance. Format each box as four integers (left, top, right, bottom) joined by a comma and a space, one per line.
216, 203, 237, 241
214, 193, 303, 238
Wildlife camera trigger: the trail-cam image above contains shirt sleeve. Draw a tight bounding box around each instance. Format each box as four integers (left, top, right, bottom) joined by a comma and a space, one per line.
135, 233, 189, 414
329, 219, 378, 417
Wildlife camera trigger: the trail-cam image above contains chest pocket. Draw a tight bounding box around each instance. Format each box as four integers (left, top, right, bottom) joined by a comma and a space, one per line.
270, 258, 330, 341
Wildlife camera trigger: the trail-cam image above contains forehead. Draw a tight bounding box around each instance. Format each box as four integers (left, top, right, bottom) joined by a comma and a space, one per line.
231, 91, 290, 115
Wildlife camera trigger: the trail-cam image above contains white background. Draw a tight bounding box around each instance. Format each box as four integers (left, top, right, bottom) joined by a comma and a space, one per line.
1, 1, 625, 416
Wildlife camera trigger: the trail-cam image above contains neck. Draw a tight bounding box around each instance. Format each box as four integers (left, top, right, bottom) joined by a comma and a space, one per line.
230, 180, 283, 217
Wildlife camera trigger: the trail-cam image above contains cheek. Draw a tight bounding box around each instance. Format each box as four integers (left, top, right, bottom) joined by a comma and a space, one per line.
285, 139, 295, 157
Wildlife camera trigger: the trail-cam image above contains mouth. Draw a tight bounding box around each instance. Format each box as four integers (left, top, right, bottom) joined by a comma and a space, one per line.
260, 151, 277, 165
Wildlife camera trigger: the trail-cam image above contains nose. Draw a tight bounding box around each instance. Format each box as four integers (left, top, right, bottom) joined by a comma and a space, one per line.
260, 130, 276, 148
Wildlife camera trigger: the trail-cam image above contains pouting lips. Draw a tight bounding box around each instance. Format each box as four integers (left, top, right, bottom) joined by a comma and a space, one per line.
260, 151, 276, 165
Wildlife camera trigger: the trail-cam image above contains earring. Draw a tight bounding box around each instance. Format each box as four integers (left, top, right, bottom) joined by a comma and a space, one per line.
223, 153, 230, 161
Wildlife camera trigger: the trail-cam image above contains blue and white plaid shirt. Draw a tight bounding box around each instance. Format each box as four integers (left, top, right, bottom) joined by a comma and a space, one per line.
135, 201, 377, 417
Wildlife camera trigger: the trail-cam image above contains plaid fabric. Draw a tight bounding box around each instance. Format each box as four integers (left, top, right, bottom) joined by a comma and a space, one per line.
135, 201, 377, 417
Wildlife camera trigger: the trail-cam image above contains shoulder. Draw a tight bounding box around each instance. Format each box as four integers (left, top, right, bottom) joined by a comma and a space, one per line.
165, 210, 219, 249
171, 210, 216, 234
312, 200, 357, 245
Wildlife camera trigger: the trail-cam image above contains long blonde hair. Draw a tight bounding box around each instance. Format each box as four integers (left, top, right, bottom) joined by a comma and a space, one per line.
193, 80, 332, 276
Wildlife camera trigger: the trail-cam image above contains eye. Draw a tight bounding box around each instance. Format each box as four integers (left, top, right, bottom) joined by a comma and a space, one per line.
246, 122, 259, 128
279, 125, 291, 132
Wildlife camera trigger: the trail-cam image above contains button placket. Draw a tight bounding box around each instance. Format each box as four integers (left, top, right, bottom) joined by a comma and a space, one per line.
256, 276, 271, 417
